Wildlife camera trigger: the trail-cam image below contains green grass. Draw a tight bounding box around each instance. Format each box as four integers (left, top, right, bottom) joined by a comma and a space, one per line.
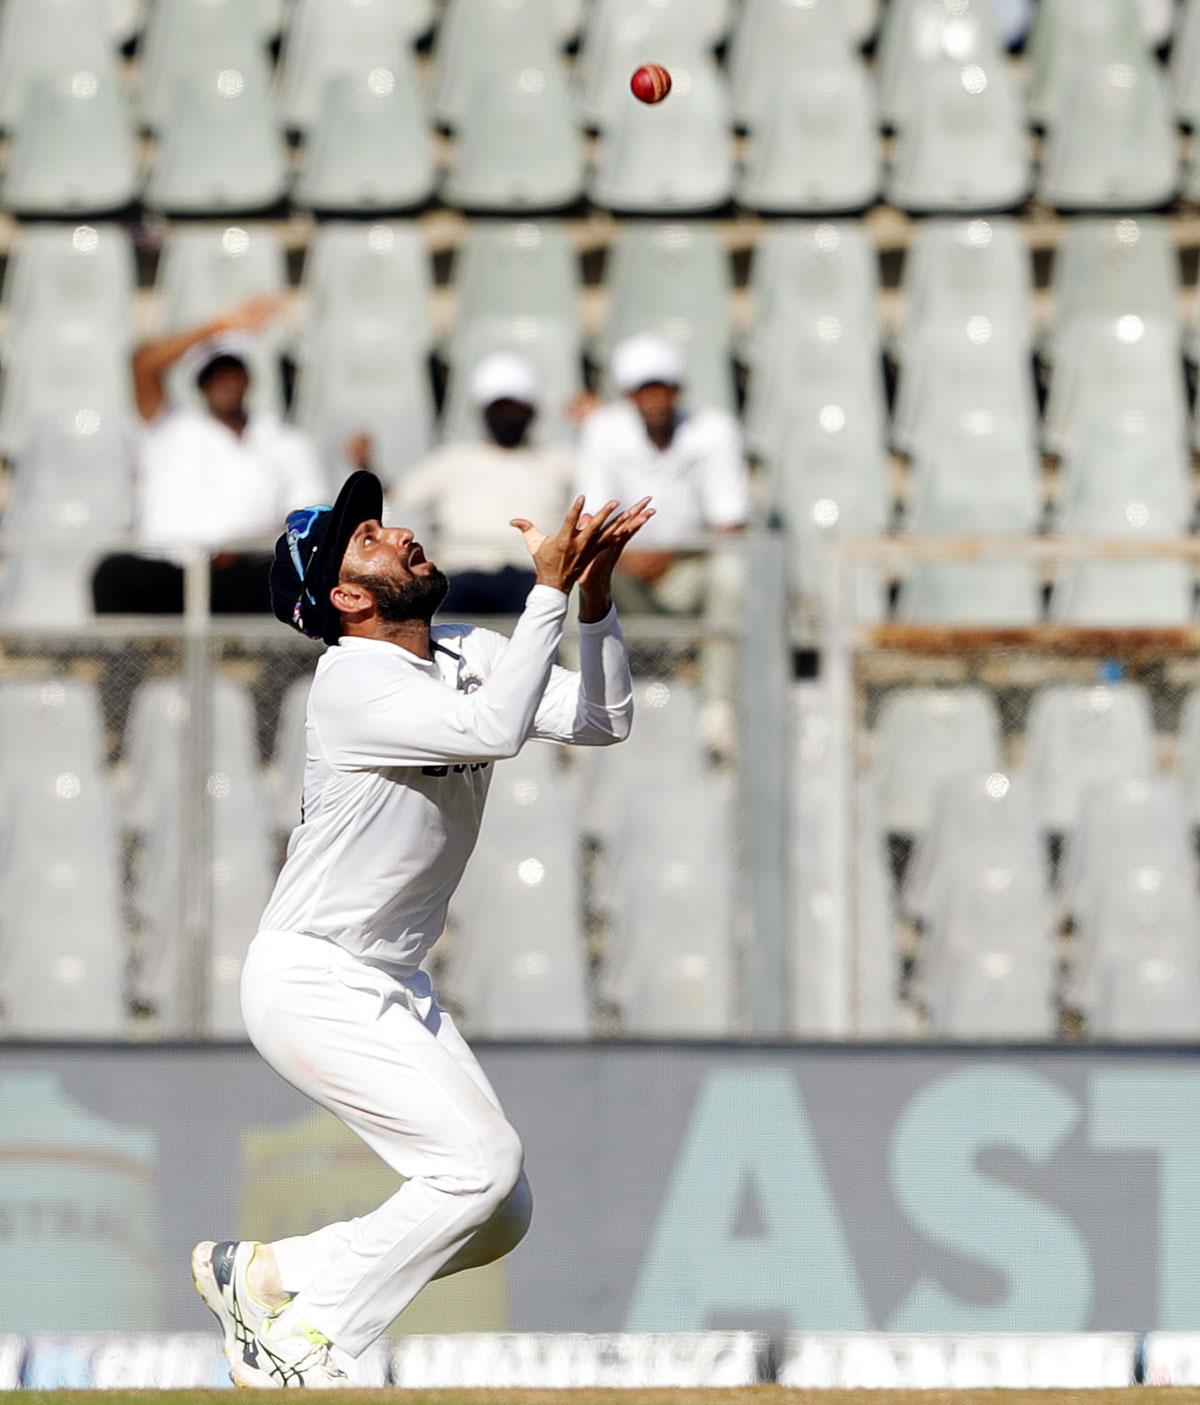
8, 1391, 1200, 1405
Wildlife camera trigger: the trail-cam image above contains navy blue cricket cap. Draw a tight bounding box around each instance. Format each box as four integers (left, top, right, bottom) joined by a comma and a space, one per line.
270, 470, 384, 646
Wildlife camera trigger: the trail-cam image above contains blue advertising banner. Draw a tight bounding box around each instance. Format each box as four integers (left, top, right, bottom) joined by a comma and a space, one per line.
1, 1043, 1198, 1336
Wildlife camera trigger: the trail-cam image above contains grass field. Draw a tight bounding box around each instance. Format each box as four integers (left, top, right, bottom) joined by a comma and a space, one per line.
6, 1392, 1200, 1405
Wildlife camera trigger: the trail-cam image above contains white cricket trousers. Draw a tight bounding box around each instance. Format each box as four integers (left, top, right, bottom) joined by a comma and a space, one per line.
240, 930, 532, 1357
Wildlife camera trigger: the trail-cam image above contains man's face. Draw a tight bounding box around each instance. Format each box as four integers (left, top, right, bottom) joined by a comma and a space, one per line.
483, 398, 536, 449
199, 361, 251, 420
337, 519, 449, 623
629, 381, 679, 438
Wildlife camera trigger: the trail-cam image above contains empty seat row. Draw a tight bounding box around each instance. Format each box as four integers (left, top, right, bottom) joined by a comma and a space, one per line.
871, 682, 1200, 836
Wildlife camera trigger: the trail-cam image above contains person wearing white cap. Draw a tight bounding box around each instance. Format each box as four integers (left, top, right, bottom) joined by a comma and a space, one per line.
577, 333, 750, 724
383, 351, 574, 614
93, 297, 327, 615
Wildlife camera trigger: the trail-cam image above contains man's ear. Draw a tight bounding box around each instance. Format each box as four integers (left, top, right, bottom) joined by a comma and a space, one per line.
330, 577, 370, 617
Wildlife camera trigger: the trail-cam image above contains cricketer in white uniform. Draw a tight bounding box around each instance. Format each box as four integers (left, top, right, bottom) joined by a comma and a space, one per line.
191, 470, 653, 1388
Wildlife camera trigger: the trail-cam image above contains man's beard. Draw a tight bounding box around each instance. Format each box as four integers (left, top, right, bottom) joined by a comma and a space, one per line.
345, 567, 449, 623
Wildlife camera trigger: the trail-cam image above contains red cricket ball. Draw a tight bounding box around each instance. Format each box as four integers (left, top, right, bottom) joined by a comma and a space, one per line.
630, 64, 672, 105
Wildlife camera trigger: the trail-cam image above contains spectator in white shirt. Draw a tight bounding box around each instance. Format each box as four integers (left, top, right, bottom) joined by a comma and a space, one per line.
577, 334, 749, 720
93, 297, 326, 615
379, 352, 573, 614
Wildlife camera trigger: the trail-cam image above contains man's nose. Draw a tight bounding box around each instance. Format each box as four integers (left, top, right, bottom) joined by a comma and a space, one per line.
386, 527, 414, 548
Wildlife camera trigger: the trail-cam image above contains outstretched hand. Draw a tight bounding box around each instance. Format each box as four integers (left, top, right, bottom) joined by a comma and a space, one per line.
576, 496, 655, 602
511, 497, 647, 596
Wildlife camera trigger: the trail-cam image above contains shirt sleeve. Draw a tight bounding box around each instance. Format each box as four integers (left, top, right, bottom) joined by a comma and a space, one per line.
529, 605, 634, 747
312, 585, 569, 767
697, 413, 751, 529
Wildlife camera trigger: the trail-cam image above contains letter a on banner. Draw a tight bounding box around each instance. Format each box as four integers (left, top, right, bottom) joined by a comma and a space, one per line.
626, 1069, 868, 1330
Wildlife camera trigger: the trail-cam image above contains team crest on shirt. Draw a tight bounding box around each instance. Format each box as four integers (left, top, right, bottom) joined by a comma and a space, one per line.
460, 673, 483, 694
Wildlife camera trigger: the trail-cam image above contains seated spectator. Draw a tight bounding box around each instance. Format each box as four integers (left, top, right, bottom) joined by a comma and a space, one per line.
378, 352, 573, 614
577, 333, 751, 735
93, 297, 326, 615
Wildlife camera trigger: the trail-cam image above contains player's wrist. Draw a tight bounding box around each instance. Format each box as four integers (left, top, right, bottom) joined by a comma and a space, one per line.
578, 586, 611, 624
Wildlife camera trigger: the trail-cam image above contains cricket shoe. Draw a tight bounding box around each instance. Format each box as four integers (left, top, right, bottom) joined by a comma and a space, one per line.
191, 1239, 278, 1386
237, 1306, 351, 1389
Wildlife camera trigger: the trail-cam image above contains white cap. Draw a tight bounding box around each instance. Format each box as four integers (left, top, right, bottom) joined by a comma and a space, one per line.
470, 352, 542, 408
611, 333, 685, 394
189, 331, 256, 381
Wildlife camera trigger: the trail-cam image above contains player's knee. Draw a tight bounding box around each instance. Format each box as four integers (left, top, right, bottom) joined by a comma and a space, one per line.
472, 1120, 524, 1218
493, 1171, 533, 1256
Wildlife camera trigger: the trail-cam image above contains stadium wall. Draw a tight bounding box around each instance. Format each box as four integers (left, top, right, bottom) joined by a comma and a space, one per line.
3, 1042, 1199, 1337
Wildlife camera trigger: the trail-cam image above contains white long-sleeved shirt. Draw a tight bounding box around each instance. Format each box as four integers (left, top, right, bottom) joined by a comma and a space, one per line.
258, 585, 632, 972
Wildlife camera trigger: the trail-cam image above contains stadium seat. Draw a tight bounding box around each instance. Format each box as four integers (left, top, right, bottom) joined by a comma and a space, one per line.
599, 223, 735, 413
0, 324, 133, 460
899, 217, 1034, 370
738, 59, 881, 215
1025, 683, 1156, 833
0, 406, 132, 627
886, 58, 1031, 215
2, 72, 138, 215
0, 0, 122, 132
294, 316, 435, 489
897, 558, 1043, 626
1038, 59, 1179, 212
876, 0, 1005, 132
445, 748, 591, 1038
872, 687, 1003, 837
905, 769, 1047, 925
1060, 776, 1194, 926
294, 62, 437, 212
434, 0, 563, 129
443, 60, 585, 213
139, 0, 269, 129
792, 685, 899, 1036
590, 51, 735, 214
0, 680, 124, 1037
0, 408, 133, 627
905, 420, 1042, 534
729, 0, 853, 131
124, 677, 276, 1037
276, 0, 431, 132
1050, 494, 1194, 624
157, 224, 287, 331
2, 408, 136, 536
1049, 218, 1179, 354
924, 915, 1058, 1038
300, 222, 433, 361
893, 318, 1038, 460
1172, 0, 1200, 126
1050, 559, 1195, 626
580, 0, 725, 130
770, 403, 890, 614
1028, 0, 1152, 128
1049, 315, 1186, 458
1, 224, 136, 353
746, 221, 880, 374
1056, 411, 1192, 529
145, 67, 287, 214
1088, 949, 1200, 1039
579, 676, 707, 908
603, 766, 738, 1036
